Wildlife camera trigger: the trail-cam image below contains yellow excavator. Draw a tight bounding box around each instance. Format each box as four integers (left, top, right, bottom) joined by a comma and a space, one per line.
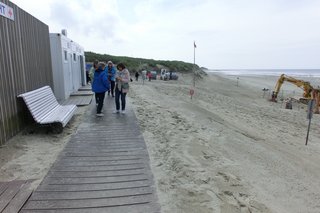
270, 74, 320, 113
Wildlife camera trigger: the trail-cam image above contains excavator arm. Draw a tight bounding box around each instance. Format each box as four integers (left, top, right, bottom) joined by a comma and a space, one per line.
271, 74, 320, 113
312, 89, 320, 114
271, 74, 313, 101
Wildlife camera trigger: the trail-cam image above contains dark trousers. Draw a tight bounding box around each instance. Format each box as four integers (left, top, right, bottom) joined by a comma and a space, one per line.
86, 71, 90, 83
115, 87, 127, 111
95, 92, 106, 113
108, 81, 115, 96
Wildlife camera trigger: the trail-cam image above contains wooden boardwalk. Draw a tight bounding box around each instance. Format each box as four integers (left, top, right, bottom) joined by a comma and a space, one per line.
62, 96, 93, 106
21, 96, 161, 212
0, 180, 33, 213
70, 91, 94, 96
62, 85, 93, 106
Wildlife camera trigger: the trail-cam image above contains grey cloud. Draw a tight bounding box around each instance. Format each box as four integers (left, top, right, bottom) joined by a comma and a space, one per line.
83, 14, 118, 39
49, 1, 118, 40
76, 0, 91, 9
50, 2, 78, 28
156, 0, 207, 11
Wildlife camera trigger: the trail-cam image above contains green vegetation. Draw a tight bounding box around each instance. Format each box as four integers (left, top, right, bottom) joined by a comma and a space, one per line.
85, 51, 206, 75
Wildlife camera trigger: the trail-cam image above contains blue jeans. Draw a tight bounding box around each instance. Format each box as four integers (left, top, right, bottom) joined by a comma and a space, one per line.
115, 87, 127, 111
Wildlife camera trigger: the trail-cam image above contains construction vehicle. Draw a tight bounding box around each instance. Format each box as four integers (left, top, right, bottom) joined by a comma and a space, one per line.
312, 89, 320, 114
270, 74, 320, 113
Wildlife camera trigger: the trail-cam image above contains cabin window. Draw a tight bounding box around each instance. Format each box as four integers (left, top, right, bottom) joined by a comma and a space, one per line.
64, 50, 68, 62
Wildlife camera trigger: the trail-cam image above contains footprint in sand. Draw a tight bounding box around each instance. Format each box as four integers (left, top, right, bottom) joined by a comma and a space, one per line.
214, 171, 271, 213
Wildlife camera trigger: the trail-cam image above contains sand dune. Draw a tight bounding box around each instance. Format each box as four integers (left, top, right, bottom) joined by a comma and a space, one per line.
129, 73, 320, 213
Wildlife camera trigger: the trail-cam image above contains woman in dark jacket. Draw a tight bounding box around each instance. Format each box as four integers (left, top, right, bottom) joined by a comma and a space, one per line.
92, 62, 110, 116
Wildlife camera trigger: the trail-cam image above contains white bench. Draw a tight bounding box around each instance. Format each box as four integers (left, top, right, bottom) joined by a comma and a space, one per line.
18, 86, 77, 132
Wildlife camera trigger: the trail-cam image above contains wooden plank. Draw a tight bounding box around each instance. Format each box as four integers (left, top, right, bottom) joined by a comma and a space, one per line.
23, 194, 155, 210
62, 148, 148, 154
53, 163, 147, 170
56, 156, 144, 162
36, 180, 153, 192
21, 203, 160, 213
0, 180, 26, 212
78, 86, 92, 91
62, 95, 92, 106
30, 187, 154, 200
69, 137, 144, 142
66, 141, 146, 147
2, 181, 33, 213
65, 142, 146, 147
62, 153, 148, 158
0, 182, 9, 196
47, 169, 147, 178
63, 146, 145, 151
67, 140, 144, 145
62, 146, 143, 152
42, 174, 150, 185
70, 91, 93, 96
55, 159, 144, 166
50, 165, 147, 172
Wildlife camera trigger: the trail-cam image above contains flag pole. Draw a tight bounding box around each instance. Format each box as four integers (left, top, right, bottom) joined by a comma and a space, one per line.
193, 41, 196, 87
190, 41, 196, 99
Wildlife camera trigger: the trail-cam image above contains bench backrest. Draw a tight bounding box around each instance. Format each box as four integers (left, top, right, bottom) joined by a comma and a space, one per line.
18, 86, 59, 123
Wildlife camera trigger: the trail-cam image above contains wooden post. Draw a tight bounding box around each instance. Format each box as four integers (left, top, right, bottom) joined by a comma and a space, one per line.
193, 41, 196, 88
306, 100, 315, 145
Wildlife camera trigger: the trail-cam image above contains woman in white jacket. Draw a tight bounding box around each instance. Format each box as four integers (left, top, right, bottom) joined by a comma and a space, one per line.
114, 63, 130, 114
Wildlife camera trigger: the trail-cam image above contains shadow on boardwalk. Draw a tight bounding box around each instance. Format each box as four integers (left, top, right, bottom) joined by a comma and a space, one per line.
20, 96, 161, 213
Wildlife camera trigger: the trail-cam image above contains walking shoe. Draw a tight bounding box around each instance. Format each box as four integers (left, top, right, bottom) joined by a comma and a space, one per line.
121, 110, 126, 114
96, 113, 104, 117
113, 110, 120, 114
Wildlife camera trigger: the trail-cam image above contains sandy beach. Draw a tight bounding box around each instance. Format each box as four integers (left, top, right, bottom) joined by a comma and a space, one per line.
1, 73, 320, 212
128, 73, 320, 213
0, 106, 88, 188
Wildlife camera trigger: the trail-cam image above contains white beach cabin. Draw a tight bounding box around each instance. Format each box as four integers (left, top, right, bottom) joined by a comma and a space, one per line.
49, 30, 86, 101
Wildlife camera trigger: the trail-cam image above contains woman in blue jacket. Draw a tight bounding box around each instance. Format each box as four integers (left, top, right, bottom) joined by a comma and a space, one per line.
92, 62, 110, 116
106, 61, 116, 97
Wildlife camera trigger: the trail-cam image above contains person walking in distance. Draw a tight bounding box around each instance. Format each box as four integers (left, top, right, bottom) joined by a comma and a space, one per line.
114, 63, 130, 114
89, 60, 99, 83
92, 62, 110, 117
89, 60, 99, 104
135, 71, 140, 81
106, 61, 116, 97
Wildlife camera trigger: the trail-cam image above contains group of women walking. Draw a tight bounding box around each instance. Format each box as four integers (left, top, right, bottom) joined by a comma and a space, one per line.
90, 60, 130, 117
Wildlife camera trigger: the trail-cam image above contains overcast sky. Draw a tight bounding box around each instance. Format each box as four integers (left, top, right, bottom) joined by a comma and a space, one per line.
10, 0, 320, 69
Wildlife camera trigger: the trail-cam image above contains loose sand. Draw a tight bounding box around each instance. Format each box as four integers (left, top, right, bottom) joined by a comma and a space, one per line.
128, 73, 320, 213
0, 106, 88, 189
1, 73, 320, 213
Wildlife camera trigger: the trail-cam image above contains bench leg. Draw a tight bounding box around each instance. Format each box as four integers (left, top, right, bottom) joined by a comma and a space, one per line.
51, 123, 63, 134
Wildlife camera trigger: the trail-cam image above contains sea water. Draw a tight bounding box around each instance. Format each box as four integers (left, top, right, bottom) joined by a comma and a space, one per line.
207, 69, 320, 77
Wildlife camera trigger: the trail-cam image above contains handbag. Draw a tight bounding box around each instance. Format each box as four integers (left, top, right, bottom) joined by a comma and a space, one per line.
121, 82, 129, 89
